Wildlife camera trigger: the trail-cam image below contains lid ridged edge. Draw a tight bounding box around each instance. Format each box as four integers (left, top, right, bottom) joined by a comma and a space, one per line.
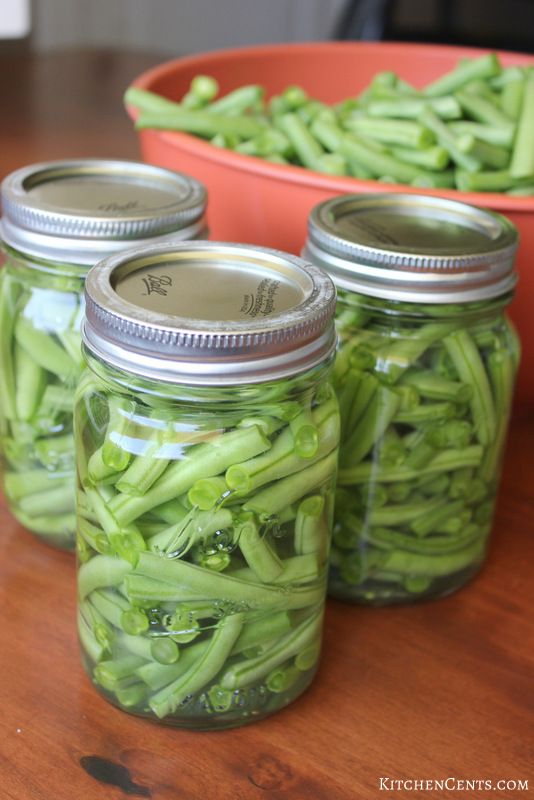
306, 192, 518, 303
83, 241, 337, 385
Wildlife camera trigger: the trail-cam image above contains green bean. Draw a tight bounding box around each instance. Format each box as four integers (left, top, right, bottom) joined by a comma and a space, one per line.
455, 89, 513, 128
380, 540, 485, 577
110, 424, 270, 525
219, 610, 321, 690
14, 317, 75, 379
230, 611, 292, 656
18, 483, 74, 517
208, 85, 263, 115
500, 77, 525, 120
401, 370, 472, 403
266, 665, 301, 693
149, 613, 245, 718
344, 117, 434, 149
0, 271, 21, 421
294, 495, 326, 556
455, 169, 532, 193
14, 511, 76, 539
365, 96, 461, 120
341, 385, 400, 467
225, 401, 338, 494
184, 75, 219, 106
136, 107, 265, 140
125, 86, 185, 115
128, 552, 323, 610
277, 113, 328, 173
126, 53, 530, 192
330, 284, 515, 604
243, 451, 337, 516
78, 610, 105, 664
390, 145, 449, 171
78, 555, 132, 599
419, 107, 481, 172
14, 344, 46, 421
101, 396, 135, 471
136, 640, 210, 691
510, 73, 534, 178
339, 445, 483, 485
187, 476, 228, 510
422, 54, 501, 97
95, 655, 147, 693
75, 362, 338, 725
148, 508, 233, 557
115, 431, 171, 496
480, 350, 515, 480
236, 514, 283, 582
230, 553, 321, 585
457, 135, 510, 170
443, 329, 496, 446
447, 120, 515, 148
4, 469, 70, 500
368, 522, 481, 554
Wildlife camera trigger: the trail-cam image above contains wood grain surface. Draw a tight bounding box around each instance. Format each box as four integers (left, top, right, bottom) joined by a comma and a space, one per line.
0, 50, 532, 800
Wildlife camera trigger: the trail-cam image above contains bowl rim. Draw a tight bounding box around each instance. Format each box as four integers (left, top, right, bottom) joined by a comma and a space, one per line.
126, 40, 534, 215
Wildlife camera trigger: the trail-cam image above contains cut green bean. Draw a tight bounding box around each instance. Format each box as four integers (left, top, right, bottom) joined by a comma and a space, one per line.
126, 54, 528, 193
365, 96, 462, 120
344, 117, 434, 149
236, 515, 283, 582
136, 108, 265, 140
329, 284, 516, 605
419, 106, 481, 172
149, 613, 244, 718
510, 73, 534, 179
423, 54, 501, 97
219, 610, 321, 690
110, 424, 270, 525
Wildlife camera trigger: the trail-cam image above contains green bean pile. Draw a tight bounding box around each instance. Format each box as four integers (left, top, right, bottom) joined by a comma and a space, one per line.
329, 292, 519, 604
126, 53, 534, 194
0, 256, 84, 548
76, 363, 339, 728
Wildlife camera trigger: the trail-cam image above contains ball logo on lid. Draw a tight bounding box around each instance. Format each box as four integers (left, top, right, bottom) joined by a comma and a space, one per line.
142, 273, 172, 297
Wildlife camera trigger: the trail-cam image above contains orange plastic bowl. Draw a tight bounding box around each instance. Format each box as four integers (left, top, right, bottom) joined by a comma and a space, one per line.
127, 41, 534, 407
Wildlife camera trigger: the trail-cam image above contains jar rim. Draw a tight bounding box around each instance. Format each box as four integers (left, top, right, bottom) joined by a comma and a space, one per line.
305, 193, 518, 304
1, 159, 207, 267
83, 241, 337, 386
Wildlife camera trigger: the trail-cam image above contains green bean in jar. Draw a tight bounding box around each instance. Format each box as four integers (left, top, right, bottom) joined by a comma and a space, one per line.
0, 159, 207, 550
76, 241, 339, 728
304, 193, 519, 605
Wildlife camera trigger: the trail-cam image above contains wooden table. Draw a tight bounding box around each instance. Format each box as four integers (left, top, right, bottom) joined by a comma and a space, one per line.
0, 50, 533, 800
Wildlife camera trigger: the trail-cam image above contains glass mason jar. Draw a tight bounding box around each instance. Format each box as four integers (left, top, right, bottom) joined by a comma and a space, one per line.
75, 241, 339, 729
0, 160, 207, 550
304, 193, 519, 605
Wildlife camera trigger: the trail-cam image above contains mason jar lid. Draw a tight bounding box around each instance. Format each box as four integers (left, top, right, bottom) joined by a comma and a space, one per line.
83, 241, 337, 385
0, 159, 207, 267
304, 193, 518, 303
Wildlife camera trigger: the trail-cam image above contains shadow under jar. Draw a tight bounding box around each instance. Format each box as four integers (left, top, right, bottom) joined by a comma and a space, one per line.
75, 241, 339, 729
304, 193, 520, 605
0, 160, 207, 550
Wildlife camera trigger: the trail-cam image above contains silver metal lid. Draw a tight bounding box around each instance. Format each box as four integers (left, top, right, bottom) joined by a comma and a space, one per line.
304, 193, 518, 303
83, 241, 337, 385
0, 159, 207, 267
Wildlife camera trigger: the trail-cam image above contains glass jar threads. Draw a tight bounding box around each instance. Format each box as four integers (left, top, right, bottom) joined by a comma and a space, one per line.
0, 159, 206, 550
75, 241, 339, 729
304, 193, 519, 605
